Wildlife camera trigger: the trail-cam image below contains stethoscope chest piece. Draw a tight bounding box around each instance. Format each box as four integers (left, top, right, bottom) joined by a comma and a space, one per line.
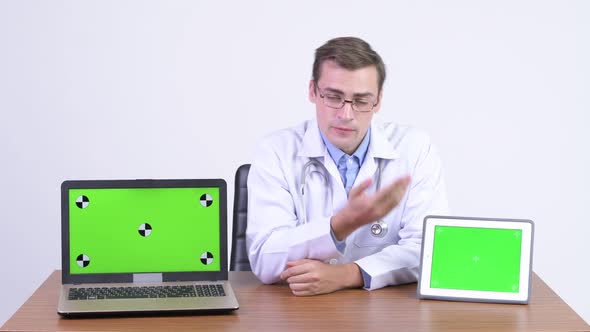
370, 220, 388, 238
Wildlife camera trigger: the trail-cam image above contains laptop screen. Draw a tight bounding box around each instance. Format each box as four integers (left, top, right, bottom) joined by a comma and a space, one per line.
68, 187, 221, 275
430, 225, 522, 293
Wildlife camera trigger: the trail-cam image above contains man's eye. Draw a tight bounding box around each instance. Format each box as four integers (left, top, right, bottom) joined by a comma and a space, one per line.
354, 99, 370, 106
325, 95, 343, 102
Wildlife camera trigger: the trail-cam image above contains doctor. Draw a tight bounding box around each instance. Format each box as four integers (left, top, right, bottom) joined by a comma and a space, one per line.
246, 37, 449, 296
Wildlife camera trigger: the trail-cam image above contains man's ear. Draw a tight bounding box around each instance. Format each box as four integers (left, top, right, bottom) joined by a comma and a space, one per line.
308, 80, 316, 103
373, 90, 383, 114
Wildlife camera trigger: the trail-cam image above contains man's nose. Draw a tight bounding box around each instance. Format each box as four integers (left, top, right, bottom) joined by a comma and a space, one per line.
337, 100, 354, 120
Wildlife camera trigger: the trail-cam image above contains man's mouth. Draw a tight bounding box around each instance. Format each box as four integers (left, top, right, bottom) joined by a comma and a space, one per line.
332, 126, 355, 132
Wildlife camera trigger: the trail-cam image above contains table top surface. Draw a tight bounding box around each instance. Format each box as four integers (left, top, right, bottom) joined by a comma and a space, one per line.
1, 270, 588, 332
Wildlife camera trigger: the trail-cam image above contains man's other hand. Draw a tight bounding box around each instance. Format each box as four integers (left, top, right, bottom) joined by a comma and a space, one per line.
279, 259, 363, 296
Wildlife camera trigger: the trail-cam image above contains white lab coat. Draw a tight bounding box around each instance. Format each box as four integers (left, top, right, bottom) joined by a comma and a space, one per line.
246, 119, 449, 290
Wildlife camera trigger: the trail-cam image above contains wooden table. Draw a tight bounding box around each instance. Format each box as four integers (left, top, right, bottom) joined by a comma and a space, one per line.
1, 270, 588, 331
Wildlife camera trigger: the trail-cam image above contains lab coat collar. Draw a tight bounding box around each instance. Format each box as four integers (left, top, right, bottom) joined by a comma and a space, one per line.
298, 120, 325, 158
297, 120, 400, 160
369, 122, 400, 160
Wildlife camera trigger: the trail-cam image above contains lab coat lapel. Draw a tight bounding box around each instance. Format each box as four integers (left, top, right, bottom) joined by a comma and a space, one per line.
356, 153, 377, 190
355, 123, 400, 189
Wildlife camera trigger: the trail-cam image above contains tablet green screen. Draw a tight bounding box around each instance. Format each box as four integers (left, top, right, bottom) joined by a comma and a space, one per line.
430, 226, 522, 293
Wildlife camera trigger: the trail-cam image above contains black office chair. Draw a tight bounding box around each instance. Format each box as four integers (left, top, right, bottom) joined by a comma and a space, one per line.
230, 164, 252, 271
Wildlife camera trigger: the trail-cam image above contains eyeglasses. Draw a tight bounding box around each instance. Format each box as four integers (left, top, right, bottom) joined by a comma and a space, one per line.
317, 87, 378, 113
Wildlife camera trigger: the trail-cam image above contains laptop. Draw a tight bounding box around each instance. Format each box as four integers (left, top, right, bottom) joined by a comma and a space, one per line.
58, 179, 239, 317
418, 215, 534, 304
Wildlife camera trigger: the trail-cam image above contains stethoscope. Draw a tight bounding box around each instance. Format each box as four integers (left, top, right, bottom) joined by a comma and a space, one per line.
299, 159, 388, 238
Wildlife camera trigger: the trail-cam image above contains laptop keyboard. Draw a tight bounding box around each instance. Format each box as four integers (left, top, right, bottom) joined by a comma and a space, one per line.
68, 284, 226, 300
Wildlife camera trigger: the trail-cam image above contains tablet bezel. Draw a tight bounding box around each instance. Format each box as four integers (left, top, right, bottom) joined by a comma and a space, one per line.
418, 215, 534, 304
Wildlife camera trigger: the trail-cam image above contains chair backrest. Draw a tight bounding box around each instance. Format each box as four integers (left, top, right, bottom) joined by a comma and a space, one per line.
230, 164, 251, 271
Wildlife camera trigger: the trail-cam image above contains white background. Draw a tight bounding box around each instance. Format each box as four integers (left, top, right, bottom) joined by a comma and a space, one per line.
0, 0, 588, 326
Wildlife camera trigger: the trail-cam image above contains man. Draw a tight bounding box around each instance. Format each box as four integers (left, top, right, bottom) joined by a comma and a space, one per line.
246, 37, 448, 296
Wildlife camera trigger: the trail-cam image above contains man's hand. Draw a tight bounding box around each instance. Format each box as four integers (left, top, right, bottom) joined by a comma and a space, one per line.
331, 175, 411, 241
279, 259, 363, 296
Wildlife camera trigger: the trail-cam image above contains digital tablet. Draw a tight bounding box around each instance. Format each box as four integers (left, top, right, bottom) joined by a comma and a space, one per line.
418, 216, 534, 304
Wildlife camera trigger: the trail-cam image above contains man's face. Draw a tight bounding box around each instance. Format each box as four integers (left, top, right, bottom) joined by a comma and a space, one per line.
309, 60, 381, 155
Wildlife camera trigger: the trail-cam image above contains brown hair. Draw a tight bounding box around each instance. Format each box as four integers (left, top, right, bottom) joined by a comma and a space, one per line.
312, 37, 386, 93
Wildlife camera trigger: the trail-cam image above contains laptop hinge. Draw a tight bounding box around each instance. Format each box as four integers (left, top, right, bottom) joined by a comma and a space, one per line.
133, 273, 162, 283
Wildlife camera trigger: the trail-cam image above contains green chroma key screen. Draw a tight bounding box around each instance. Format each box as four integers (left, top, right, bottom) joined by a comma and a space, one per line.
430, 226, 522, 293
68, 187, 220, 274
